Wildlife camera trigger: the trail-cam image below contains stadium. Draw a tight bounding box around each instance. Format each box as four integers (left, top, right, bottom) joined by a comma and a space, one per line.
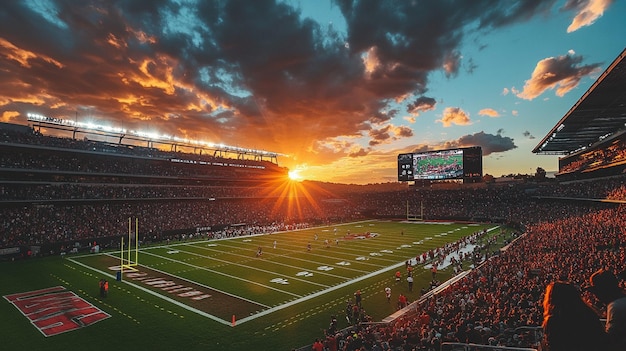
1, 26, 626, 351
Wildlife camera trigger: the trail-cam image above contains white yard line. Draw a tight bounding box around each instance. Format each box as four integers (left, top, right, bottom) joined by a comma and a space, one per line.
139, 250, 302, 298
101, 252, 269, 308
235, 259, 408, 324
147, 245, 333, 287
68, 221, 499, 326
65, 256, 234, 326
220, 240, 395, 269
181, 242, 362, 278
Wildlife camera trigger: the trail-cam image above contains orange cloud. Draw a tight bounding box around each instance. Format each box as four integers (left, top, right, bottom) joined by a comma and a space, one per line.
1, 110, 20, 123
438, 107, 471, 127
0, 38, 63, 69
517, 52, 601, 100
478, 108, 499, 117
362, 47, 381, 75
106, 33, 126, 49
564, 0, 613, 33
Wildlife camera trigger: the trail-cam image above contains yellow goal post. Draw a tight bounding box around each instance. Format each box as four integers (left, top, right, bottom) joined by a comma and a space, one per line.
120, 217, 139, 273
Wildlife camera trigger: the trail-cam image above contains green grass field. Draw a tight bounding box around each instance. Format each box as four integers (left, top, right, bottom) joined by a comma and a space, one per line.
0, 220, 498, 350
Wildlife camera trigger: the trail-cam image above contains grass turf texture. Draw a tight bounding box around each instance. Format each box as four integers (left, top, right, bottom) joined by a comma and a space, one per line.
1, 220, 502, 350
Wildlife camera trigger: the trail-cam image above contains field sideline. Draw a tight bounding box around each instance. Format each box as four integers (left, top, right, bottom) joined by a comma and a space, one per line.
1, 220, 500, 351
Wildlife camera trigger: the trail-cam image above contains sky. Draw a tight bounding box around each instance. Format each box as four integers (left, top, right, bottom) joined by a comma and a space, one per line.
0, 0, 624, 184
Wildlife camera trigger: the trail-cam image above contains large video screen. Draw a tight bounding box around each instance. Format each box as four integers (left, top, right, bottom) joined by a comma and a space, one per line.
398, 147, 482, 182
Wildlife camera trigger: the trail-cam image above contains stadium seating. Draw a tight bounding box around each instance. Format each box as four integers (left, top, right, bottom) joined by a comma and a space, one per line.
1, 125, 625, 350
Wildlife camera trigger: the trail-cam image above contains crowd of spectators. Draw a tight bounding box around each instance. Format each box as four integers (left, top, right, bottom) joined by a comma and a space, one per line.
0, 198, 362, 250
314, 203, 625, 351
558, 137, 626, 175
0, 183, 276, 201
528, 176, 626, 200
2, 124, 626, 351
0, 127, 282, 181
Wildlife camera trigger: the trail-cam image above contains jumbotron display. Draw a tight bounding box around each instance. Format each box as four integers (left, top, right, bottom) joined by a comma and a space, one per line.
398, 146, 482, 182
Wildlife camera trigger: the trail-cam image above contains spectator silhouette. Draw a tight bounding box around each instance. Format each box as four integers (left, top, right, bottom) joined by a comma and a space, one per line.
588, 269, 626, 351
542, 281, 606, 351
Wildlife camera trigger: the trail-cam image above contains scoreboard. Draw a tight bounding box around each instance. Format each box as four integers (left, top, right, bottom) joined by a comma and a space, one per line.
398, 146, 482, 183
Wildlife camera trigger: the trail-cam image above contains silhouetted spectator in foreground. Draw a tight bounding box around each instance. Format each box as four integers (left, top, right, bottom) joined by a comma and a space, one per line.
542, 281, 606, 351
588, 269, 626, 351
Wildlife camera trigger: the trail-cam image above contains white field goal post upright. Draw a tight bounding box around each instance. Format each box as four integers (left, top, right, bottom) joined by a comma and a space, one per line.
406, 200, 424, 221
120, 217, 139, 274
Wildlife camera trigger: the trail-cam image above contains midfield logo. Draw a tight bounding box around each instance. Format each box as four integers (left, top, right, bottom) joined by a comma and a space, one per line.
3, 286, 110, 337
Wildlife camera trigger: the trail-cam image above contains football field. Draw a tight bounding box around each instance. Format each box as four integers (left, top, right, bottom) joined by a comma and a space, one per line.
1, 220, 499, 351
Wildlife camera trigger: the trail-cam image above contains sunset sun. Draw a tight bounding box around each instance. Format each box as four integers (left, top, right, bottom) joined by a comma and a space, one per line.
288, 169, 302, 181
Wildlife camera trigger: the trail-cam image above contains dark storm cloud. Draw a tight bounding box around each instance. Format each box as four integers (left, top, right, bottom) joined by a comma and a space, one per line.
0, 0, 573, 166
370, 110, 396, 124
334, 0, 557, 93
368, 125, 392, 146
407, 96, 436, 115
442, 131, 517, 156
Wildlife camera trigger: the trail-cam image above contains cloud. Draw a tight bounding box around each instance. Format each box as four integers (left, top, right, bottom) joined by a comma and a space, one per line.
442, 130, 517, 156
478, 108, 499, 117
438, 107, 471, 127
406, 96, 437, 115
522, 130, 536, 139
443, 50, 462, 78
501, 87, 510, 95
409, 144, 433, 154
516, 51, 602, 100
368, 123, 413, 146
0, 0, 613, 181
348, 147, 369, 157
368, 125, 392, 146
393, 125, 414, 138
476, 0, 556, 29
561, 0, 614, 33
1, 110, 20, 123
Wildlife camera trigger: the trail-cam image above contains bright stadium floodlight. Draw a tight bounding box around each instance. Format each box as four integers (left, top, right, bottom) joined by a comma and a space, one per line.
26, 112, 284, 158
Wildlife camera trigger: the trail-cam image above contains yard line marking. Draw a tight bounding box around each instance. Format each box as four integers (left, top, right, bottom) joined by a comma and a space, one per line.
101, 252, 269, 308
250, 239, 404, 264
65, 257, 233, 326
148, 246, 336, 286
235, 258, 409, 325
183, 243, 360, 279
139, 250, 302, 298
213, 240, 383, 271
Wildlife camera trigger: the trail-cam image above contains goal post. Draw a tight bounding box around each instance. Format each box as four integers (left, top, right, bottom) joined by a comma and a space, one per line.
406, 200, 424, 221
120, 217, 139, 273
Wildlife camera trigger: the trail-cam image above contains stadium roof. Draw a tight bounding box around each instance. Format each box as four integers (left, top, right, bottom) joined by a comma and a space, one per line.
533, 48, 626, 155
